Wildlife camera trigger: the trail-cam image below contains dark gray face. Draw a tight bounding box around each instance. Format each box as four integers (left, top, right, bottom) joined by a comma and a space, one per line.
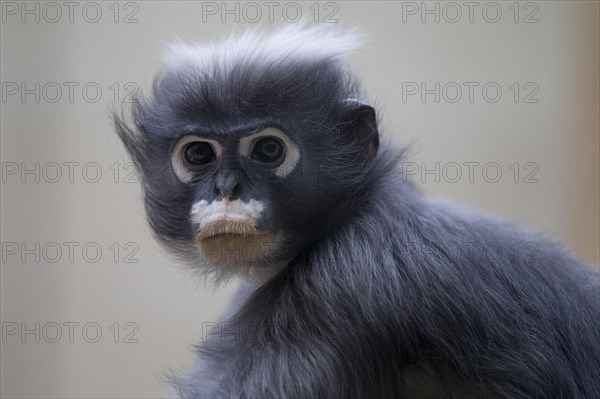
115, 60, 379, 276
167, 125, 301, 269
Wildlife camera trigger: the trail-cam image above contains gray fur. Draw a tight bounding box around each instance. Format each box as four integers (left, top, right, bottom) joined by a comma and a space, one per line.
115, 26, 600, 398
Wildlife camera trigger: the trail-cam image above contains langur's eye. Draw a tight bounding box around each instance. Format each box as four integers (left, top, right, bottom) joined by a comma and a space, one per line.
251, 137, 284, 165
171, 136, 221, 183
184, 141, 216, 166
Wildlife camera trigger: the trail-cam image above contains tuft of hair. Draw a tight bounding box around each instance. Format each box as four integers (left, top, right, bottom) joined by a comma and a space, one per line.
162, 23, 365, 79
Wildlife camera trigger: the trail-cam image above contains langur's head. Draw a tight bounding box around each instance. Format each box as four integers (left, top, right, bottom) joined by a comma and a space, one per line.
114, 25, 380, 281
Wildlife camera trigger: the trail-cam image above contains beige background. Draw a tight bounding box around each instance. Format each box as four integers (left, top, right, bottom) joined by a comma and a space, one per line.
1, 1, 598, 398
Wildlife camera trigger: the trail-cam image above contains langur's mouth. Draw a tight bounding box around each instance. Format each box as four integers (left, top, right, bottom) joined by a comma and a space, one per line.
194, 219, 281, 264
196, 219, 269, 241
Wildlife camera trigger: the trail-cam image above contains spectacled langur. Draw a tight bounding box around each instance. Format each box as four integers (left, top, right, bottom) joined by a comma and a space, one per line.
114, 25, 600, 398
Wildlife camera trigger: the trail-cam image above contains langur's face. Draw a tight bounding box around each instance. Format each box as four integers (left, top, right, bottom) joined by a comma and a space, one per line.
118, 58, 377, 278
169, 126, 302, 269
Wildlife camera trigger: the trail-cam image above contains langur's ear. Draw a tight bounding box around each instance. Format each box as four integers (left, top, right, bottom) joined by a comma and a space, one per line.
340, 99, 379, 160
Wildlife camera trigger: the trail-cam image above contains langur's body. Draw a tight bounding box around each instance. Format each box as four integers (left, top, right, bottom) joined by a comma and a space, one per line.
115, 25, 600, 398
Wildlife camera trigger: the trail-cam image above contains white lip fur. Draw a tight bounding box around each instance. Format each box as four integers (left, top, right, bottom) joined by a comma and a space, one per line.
191, 198, 265, 229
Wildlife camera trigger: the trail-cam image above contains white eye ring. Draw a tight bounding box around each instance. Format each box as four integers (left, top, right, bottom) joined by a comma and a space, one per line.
171, 136, 222, 182
239, 127, 300, 177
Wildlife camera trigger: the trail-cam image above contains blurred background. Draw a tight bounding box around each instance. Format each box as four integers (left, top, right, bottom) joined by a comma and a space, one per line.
1, 1, 598, 397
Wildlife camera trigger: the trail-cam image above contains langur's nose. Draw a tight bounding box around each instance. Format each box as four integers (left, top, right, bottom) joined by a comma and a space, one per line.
215, 175, 240, 200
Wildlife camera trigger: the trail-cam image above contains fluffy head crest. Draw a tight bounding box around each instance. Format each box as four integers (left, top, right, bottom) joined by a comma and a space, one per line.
162, 23, 365, 78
